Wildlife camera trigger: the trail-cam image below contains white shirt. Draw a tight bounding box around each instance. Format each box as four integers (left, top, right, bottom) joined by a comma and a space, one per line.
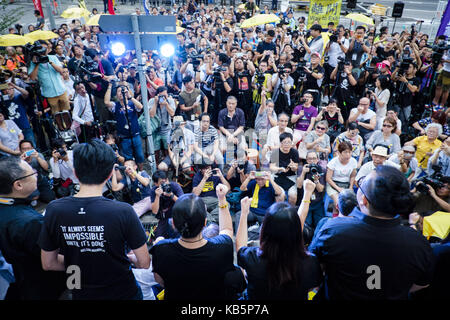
355, 160, 401, 183
327, 156, 358, 183
49, 150, 78, 183
374, 88, 390, 125
305, 36, 324, 62
267, 126, 293, 149
327, 38, 350, 67
72, 94, 94, 125
443, 51, 450, 72
350, 108, 376, 122
64, 78, 75, 99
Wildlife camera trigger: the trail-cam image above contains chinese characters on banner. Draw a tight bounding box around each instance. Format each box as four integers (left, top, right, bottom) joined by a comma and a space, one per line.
307, 0, 342, 29
32, 0, 44, 18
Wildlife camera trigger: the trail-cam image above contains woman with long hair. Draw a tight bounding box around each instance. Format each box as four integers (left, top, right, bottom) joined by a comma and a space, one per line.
236, 180, 322, 300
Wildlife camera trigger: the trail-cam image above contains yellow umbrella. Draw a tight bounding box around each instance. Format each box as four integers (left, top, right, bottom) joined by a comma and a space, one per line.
238, 3, 260, 11
0, 34, 33, 47
345, 13, 374, 25
27, 30, 59, 41
61, 7, 90, 19
423, 211, 450, 240
86, 14, 110, 26
240, 14, 280, 28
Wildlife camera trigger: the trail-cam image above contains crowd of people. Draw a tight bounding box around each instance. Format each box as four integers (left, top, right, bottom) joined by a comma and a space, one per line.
0, 1, 449, 301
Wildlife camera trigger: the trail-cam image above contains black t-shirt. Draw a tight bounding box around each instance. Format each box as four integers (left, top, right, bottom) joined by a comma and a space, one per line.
396, 76, 421, 108
257, 41, 277, 55
324, 111, 340, 131
270, 148, 300, 177
376, 47, 395, 61
38, 196, 147, 300
238, 247, 322, 300
0, 203, 66, 299
304, 64, 325, 91
150, 234, 235, 300
309, 210, 434, 300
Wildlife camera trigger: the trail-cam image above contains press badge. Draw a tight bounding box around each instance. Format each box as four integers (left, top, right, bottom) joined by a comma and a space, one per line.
352, 53, 357, 61
10, 129, 16, 133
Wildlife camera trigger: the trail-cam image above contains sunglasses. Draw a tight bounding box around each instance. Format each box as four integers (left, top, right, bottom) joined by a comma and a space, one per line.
316, 126, 326, 131
382, 124, 393, 128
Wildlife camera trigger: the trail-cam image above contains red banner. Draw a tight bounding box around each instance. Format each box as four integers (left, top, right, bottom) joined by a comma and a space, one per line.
108, 0, 115, 15
32, 0, 44, 18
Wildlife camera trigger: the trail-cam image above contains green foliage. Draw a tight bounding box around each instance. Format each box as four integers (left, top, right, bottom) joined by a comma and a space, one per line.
0, 0, 26, 35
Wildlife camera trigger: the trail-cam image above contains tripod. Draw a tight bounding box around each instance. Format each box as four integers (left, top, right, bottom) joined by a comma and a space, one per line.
120, 86, 138, 162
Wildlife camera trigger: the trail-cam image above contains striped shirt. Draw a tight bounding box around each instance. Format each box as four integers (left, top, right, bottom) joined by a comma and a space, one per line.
195, 126, 219, 149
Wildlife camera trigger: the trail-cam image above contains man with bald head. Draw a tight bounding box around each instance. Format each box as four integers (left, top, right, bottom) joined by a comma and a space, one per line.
348, 97, 377, 143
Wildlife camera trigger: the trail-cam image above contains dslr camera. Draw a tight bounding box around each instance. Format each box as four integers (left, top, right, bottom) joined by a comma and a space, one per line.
415, 165, 448, 195
329, 30, 339, 43
213, 66, 227, 83
161, 183, 172, 194
189, 50, 204, 70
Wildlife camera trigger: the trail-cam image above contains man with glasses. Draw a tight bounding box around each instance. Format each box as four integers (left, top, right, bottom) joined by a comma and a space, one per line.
0, 156, 65, 299
263, 113, 293, 164
310, 165, 434, 300
348, 97, 376, 143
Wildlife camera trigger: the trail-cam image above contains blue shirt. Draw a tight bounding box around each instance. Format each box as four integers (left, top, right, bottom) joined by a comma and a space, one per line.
121, 171, 152, 203
6, 93, 30, 130
28, 55, 66, 98
112, 101, 140, 138
246, 180, 276, 216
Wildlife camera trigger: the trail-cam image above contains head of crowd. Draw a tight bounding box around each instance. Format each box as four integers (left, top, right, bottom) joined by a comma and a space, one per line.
0, 1, 449, 302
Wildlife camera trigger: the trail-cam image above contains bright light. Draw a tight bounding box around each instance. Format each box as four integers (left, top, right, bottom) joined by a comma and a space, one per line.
111, 42, 126, 56
160, 43, 175, 58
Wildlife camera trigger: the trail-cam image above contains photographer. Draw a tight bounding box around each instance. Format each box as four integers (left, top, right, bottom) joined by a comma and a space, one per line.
323, 25, 349, 104
149, 86, 176, 163
346, 26, 370, 77
255, 30, 277, 61
391, 61, 420, 128
302, 52, 325, 107
72, 82, 95, 143
290, 151, 326, 230
105, 82, 146, 170
111, 159, 151, 205
251, 59, 273, 114
299, 24, 324, 62
28, 41, 71, 115
225, 150, 257, 190
271, 63, 294, 114
413, 179, 450, 215
230, 55, 255, 125
49, 139, 78, 196
210, 63, 234, 125
427, 136, 450, 177
178, 75, 208, 129
150, 170, 184, 239
330, 59, 358, 122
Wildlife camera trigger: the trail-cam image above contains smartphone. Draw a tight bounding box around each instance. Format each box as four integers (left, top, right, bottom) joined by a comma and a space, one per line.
255, 172, 265, 177
25, 149, 35, 157
214, 168, 221, 175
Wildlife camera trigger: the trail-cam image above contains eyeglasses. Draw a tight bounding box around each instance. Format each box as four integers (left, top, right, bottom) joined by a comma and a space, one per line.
281, 140, 292, 145
316, 126, 326, 131
13, 170, 38, 183
403, 150, 414, 154
382, 124, 393, 128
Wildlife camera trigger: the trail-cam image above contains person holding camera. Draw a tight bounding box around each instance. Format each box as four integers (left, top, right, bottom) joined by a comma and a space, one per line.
428, 136, 450, 177
104, 134, 125, 165
178, 75, 208, 129
271, 63, 294, 115
346, 26, 370, 77
229, 55, 255, 125
255, 30, 277, 61
298, 24, 324, 62
49, 139, 78, 197
330, 59, 358, 122
28, 41, 71, 115
111, 159, 151, 205
391, 61, 420, 129
225, 149, 257, 190
72, 82, 95, 143
192, 163, 231, 224
302, 52, 325, 107
413, 176, 450, 214
150, 170, 184, 239
105, 81, 146, 170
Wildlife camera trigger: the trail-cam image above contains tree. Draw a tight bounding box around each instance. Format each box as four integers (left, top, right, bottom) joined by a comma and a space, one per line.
0, 0, 25, 35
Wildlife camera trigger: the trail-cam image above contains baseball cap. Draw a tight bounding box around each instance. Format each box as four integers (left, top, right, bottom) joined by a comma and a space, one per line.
311, 52, 321, 59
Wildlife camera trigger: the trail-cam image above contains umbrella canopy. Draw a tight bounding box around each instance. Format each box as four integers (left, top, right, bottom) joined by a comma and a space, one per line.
423, 211, 450, 240
27, 30, 59, 41
345, 13, 375, 25
61, 7, 90, 19
0, 34, 33, 47
86, 14, 110, 26
240, 14, 280, 28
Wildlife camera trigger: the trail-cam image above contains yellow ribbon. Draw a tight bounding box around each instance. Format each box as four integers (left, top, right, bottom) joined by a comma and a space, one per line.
251, 180, 269, 208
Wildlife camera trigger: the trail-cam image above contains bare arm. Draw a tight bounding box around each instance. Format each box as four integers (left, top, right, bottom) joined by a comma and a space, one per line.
41, 250, 65, 271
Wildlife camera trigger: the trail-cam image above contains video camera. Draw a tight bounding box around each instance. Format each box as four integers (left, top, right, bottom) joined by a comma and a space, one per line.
189, 50, 204, 70
337, 56, 351, 73
397, 57, 414, 77
76, 59, 101, 82
255, 70, 266, 87
329, 30, 339, 43
431, 39, 450, 68
415, 165, 448, 195
213, 66, 227, 83
25, 42, 49, 64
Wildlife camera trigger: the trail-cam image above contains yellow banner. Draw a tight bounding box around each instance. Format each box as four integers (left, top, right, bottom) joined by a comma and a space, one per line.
307, 0, 342, 29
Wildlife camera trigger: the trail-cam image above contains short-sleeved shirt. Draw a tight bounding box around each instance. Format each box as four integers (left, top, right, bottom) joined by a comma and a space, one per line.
4, 93, 31, 130
309, 210, 434, 300
267, 126, 293, 149
110, 101, 140, 138
245, 180, 276, 216
238, 247, 322, 300
305, 131, 330, 155
333, 132, 364, 159
150, 235, 235, 300
270, 148, 300, 177
365, 130, 401, 155
218, 108, 246, 132
121, 171, 152, 203
194, 126, 219, 149
0, 120, 22, 152
418, 117, 450, 137
149, 182, 184, 219
327, 156, 357, 183
412, 135, 442, 169
192, 172, 221, 198
38, 196, 147, 300
256, 41, 277, 54
355, 160, 401, 183
28, 55, 66, 98
293, 105, 318, 131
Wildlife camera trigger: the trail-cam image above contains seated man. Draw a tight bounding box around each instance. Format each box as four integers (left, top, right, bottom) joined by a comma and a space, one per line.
193, 113, 224, 169
111, 159, 151, 205
236, 170, 284, 229
19, 140, 55, 203
158, 116, 195, 174
225, 149, 257, 191
218, 96, 247, 160
355, 145, 401, 185
150, 170, 184, 239
262, 112, 292, 163
348, 97, 376, 143
192, 163, 231, 224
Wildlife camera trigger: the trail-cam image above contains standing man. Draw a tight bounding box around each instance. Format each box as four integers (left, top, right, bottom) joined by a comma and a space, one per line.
299, 24, 324, 62
39, 139, 150, 300
0, 157, 65, 299
34, 10, 45, 30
